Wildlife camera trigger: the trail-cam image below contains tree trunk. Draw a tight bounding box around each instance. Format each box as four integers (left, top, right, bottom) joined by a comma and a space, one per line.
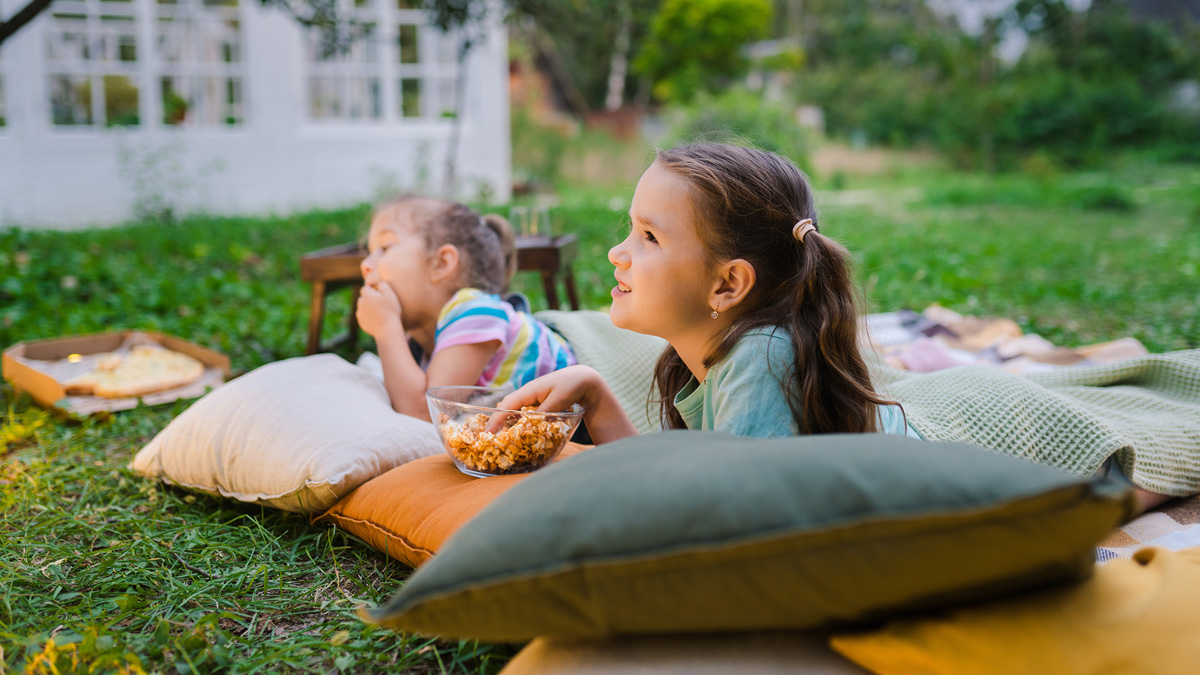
604, 1, 631, 112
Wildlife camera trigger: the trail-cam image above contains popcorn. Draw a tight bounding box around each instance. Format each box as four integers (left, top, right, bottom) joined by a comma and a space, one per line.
438, 406, 572, 475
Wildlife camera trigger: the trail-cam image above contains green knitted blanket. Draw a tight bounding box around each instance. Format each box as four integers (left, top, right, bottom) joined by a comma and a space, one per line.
540, 310, 1200, 496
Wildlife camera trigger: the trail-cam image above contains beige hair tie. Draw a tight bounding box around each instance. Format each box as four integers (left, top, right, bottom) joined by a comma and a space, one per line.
792, 218, 816, 242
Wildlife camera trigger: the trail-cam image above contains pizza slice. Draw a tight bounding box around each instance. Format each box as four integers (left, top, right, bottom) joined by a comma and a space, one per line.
64, 345, 206, 398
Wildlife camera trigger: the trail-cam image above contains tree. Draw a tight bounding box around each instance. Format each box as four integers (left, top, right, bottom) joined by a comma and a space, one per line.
634, 0, 773, 103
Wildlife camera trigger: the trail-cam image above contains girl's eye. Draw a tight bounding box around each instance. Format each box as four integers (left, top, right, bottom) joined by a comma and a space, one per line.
643, 230, 658, 244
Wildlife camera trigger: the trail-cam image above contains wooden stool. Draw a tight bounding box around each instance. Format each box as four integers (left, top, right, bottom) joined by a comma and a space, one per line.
300, 234, 582, 355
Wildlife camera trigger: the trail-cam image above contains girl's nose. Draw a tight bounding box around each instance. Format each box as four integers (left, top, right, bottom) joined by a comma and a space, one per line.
608, 239, 629, 268
360, 254, 374, 278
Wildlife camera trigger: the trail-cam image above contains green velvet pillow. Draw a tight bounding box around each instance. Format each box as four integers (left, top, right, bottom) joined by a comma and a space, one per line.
361, 431, 1134, 642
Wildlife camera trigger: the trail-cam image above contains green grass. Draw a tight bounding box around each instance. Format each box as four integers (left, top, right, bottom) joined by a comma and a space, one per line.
2, 155, 1198, 672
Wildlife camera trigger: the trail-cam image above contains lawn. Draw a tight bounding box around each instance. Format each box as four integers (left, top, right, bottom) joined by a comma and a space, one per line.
2, 153, 1198, 673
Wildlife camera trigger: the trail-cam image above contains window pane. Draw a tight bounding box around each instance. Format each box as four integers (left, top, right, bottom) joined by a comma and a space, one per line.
47, 18, 91, 61
309, 77, 342, 118
161, 76, 186, 124
225, 77, 243, 125
400, 77, 420, 118
162, 75, 243, 125
50, 75, 93, 125
220, 20, 240, 63
97, 17, 137, 63
398, 24, 418, 64
347, 77, 381, 119
104, 75, 139, 126
157, 17, 189, 62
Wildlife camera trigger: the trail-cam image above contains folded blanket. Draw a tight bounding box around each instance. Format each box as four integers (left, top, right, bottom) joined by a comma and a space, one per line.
540, 310, 1200, 496
873, 351, 1200, 496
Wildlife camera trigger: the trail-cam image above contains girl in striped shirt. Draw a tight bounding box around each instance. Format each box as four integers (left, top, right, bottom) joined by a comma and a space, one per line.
356, 196, 576, 420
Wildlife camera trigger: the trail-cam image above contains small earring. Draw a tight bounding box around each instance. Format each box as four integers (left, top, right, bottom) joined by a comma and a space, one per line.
711, 309, 719, 319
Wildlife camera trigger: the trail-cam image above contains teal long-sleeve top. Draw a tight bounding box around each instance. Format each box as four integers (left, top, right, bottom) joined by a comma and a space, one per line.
672, 327, 920, 439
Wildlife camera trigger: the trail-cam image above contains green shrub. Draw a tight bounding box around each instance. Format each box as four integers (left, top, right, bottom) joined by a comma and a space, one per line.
634, 0, 773, 103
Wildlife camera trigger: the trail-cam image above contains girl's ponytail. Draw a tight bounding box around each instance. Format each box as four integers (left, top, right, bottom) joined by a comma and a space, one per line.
784, 229, 889, 434
482, 213, 518, 291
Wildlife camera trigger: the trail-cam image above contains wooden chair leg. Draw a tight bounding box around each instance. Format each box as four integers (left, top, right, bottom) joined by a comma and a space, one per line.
347, 283, 362, 352
563, 265, 580, 311
307, 281, 326, 355
540, 270, 561, 310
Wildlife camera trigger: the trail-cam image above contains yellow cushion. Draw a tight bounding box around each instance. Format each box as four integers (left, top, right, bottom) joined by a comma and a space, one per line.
500, 633, 871, 675
314, 444, 589, 568
830, 547, 1200, 675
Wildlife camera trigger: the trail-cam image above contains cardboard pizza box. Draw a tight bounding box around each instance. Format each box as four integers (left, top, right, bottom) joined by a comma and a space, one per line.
2, 331, 230, 415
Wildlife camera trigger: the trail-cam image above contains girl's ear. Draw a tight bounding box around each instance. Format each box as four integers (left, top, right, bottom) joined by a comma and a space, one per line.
429, 244, 461, 284
710, 258, 756, 313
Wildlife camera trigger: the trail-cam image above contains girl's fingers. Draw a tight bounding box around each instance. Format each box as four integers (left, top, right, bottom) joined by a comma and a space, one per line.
496, 385, 543, 411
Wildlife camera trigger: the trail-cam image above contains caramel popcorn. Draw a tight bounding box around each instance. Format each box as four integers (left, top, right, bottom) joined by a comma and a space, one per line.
438, 406, 572, 475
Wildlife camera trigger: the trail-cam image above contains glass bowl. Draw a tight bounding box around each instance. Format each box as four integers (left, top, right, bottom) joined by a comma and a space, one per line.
426, 386, 584, 478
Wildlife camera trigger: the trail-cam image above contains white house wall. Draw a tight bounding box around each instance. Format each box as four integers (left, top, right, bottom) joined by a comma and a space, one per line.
0, 0, 511, 229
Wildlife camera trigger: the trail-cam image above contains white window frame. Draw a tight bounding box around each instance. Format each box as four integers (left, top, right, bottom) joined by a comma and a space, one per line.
44, 0, 143, 127
303, 0, 461, 124
38, 0, 246, 131
304, 0, 385, 122
393, 6, 459, 121
155, 0, 247, 127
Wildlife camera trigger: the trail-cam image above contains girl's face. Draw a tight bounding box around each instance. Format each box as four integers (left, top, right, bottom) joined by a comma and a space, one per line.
608, 161, 721, 342
360, 207, 438, 325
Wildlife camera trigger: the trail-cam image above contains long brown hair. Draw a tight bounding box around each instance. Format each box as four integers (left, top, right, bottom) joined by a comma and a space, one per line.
650, 143, 897, 434
374, 195, 517, 294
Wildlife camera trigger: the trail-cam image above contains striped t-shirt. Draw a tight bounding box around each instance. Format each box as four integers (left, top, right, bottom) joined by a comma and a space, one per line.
432, 288, 577, 389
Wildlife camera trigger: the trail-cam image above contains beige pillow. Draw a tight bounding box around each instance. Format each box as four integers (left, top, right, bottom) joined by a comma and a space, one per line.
132, 354, 442, 513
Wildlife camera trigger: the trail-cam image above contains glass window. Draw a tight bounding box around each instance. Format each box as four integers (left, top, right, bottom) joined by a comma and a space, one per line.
157, 0, 245, 126
398, 23, 418, 64
304, 0, 464, 123
304, 0, 384, 122
49, 74, 94, 125
45, 0, 140, 127
399, 77, 420, 117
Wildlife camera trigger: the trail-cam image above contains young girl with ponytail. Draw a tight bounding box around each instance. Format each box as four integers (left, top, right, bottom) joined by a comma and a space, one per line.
357, 196, 577, 421
498, 143, 917, 443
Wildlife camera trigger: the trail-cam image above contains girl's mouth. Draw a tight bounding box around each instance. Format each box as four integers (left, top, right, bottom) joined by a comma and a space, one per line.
617, 282, 631, 293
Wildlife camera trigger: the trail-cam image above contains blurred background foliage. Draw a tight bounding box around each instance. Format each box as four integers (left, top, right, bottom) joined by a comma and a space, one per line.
492, 0, 1199, 175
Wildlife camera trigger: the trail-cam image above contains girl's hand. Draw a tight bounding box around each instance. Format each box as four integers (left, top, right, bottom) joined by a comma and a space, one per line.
495, 365, 639, 444
356, 282, 403, 339
496, 365, 603, 414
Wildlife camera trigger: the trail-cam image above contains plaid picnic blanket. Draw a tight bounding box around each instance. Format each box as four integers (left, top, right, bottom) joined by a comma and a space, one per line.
1099, 495, 1200, 563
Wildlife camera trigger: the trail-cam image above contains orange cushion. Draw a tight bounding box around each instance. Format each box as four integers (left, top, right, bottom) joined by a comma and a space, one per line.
314, 443, 589, 568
